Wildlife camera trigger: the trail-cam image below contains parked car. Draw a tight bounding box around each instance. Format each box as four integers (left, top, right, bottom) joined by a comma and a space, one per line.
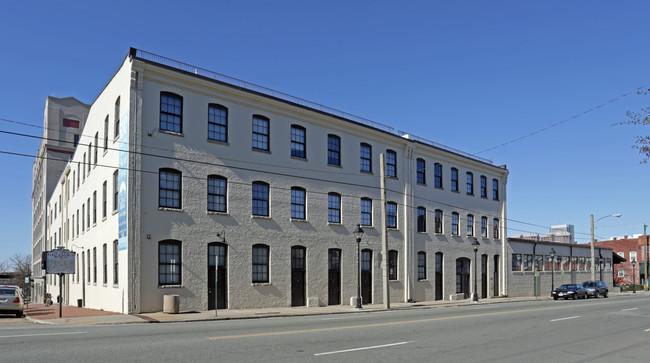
0, 285, 24, 317
581, 280, 608, 298
552, 284, 587, 300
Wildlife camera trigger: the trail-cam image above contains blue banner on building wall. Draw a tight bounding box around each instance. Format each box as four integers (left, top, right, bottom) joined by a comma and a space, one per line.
118, 107, 129, 251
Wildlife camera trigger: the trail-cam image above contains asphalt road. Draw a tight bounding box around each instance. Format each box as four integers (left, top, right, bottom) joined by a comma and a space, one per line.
2, 295, 649, 362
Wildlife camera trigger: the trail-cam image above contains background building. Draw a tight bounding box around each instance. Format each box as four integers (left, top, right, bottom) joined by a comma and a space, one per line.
595, 234, 648, 286
33, 48, 509, 313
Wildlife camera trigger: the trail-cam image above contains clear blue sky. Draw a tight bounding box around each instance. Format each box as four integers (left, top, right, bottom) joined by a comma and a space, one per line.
1, 1, 649, 264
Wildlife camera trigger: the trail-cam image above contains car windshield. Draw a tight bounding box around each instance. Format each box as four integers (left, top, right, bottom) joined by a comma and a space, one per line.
0, 288, 18, 296
583, 282, 596, 287
560, 284, 577, 290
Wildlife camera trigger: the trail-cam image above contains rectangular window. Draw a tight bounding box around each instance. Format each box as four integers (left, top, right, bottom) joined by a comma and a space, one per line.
159, 241, 181, 285
386, 202, 397, 229
92, 192, 97, 225
113, 170, 118, 212
386, 150, 397, 177
94, 133, 98, 165
523, 254, 533, 271
630, 251, 637, 262
480, 176, 487, 198
114, 97, 121, 139
113, 240, 119, 285
104, 117, 108, 150
417, 207, 426, 233
451, 212, 459, 235
82, 153, 86, 181
481, 217, 488, 238
291, 125, 306, 158
160, 92, 183, 133
435, 209, 443, 234
291, 187, 306, 220
360, 143, 372, 172
102, 181, 107, 219
388, 250, 398, 280
327, 134, 341, 166
360, 198, 372, 226
252, 182, 269, 216
535, 255, 544, 271
493, 179, 499, 200
93, 247, 97, 283
252, 115, 270, 151
416, 158, 426, 184
159, 169, 182, 209
493, 218, 500, 239
466, 172, 473, 195
252, 245, 269, 283
328, 193, 341, 223
86, 198, 90, 228
466, 214, 474, 236
207, 176, 227, 212
87, 249, 90, 283
208, 104, 228, 142
417, 252, 426, 280
451, 168, 458, 192
76, 210, 79, 236
512, 254, 522, 271
73, 134, 80, 147
87, 143, 91, 174
103, 243, 107, 284
434, 163, 442, 188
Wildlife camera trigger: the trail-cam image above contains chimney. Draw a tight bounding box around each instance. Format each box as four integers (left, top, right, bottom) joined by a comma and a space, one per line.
613, 237, 617, 241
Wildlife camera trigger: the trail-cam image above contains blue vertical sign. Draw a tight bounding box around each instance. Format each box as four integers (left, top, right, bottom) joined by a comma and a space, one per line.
118, 106, 129, 251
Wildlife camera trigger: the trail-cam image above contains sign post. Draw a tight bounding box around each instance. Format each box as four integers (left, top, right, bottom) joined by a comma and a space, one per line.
45, 247, 76, 318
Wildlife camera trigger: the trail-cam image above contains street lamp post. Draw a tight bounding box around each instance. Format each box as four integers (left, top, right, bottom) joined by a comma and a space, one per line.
591, 213, 622, 281
471, 238, 480, 302
550, 248, 556, 295
353, 224, 364, 309
632, 259, 637, 294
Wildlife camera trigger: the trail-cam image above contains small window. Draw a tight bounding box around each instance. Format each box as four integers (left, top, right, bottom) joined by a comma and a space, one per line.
388, 250, 398, 280
417, 207, 426, 233
466, 214, 474, 236
360, 143, 372, 172
416, 158, 426, 184
207, 175, 227, 213
93, 247, 97, 283
466, 172, 473, 195
328, 193, 341, 223
451, 168, 458, 192
493, 218, 500, 239
434, 163, 443, 188
492, 179, 499, 200
159, 240, 181, 285
252, 182, 269, 216
512, 254, 522, 271
159, 169, 182, 209
481, 217, 488, 238
208, 104, 228, 142
104, 116, 108, 150
291, 125, 306, 158
114, 97, 121, 139
102, 181, 107, 219
113, 170, 118, 212
252, 115, 270, 151
160, 92, 183, 133
113, 240, 119, 285
291, 187, 306, 220
386, 150, 397, 177
103, 243, 107, 284
327, 134, 341, 166
360, 198, 372, 226
92, 191, 97, 224
480, 176, 487, 198
386, 202, 397, 228
252, 244, 269, 283
94, 132, 98, 165
417, 251, 426, 280
523, 254, 533, 271
451, 212, 459, 235
434, 209, 443, 234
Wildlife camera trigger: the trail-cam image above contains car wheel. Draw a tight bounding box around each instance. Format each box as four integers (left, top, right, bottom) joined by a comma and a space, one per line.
15, 312, 23, 318
594, 291, 599, 298
573, 294, 577, 300
604, 293, 608, 298
553, 297, 558, 300
563, 297, 568, 300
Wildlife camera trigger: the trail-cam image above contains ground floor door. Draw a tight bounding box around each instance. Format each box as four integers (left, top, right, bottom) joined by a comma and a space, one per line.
361, 249, 372, 304
493, 255, 499, 297
481, 254, 488, 299
435, 252, 443, 301
456, 258, 470, 299
208, 243, 227, 310
291, 246, 306, 307
328, 249, 341, 305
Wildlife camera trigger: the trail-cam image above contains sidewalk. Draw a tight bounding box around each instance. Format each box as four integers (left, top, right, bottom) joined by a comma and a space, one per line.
24, 291, 645, 325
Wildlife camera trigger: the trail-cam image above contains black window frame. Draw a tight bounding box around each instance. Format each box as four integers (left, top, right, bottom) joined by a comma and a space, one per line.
466, 214, 474, 236
159, 168, 182, 209
416, 158, 426, 184
252, 115, 270, 151
291, 187, 306, 220
328, 192, 341, 223
290, 124, 306, 158
434, 163, 443, 188
114, 97, 120, 139
418, 251, 426, 280
451, 167, 458, 192
327, 134, 341, 166
113, 240, 118, 285
360, 197, 372, 226
386, 201, 397, 229
417, 206, 426, 233
466, 172, 474, 195
493, 179, 499, 200
208, 103, 228, 142
434, 209, 443, 234
493, 218, 500, 239
386, 150, 397, 177
481, 216, 488, 238
360, 143, 372, 173
480, 175, 487, 198
113, 170, 118, 212
159, 240, 182, 285
388, 250, 398, 280
451, 212, 459, 235
252, 244, 269, 283
207, 175, 227, 213
160, 92, 183, 133
252, 181, 270, 217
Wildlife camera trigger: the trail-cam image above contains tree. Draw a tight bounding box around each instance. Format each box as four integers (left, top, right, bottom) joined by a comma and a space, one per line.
619, 90, 650, 163
8, 253, 31, 286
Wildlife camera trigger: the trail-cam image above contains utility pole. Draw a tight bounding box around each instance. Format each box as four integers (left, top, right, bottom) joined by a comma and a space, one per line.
645, 224, 648, 291
379, 153, 389, 309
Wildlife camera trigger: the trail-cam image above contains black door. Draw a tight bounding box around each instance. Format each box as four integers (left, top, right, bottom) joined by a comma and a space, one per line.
208, 243, 227, 310
291, 246, 306, 307
435, 252, 443, 301
361, 249, 372, 304
328, 249, 341, 305
481, 254, 488, 299
493, 255, 499, 297
456, 258, 470, 299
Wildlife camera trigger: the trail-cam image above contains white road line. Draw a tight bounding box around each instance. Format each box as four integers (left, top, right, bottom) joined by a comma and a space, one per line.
321, 316, 357, 320
645, 328, 650, 332
550, 316, 580, 322
314, 341, 413, 356
621, 308, 638, 311
0, 331, 87, 338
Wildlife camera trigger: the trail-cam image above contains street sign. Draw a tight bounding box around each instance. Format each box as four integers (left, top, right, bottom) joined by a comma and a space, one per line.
45, 247, 75, 274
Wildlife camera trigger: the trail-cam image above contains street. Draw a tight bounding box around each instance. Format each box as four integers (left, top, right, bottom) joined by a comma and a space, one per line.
2, 295, 649, 362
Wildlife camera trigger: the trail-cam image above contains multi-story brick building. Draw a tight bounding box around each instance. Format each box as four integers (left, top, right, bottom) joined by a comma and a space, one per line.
32, 48, 509, 313
595, 235, 649, 286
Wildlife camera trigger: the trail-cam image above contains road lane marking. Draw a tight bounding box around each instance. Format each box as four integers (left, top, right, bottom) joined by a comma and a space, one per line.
314, 341, 413, 356
208, 304, 596, 340
645, 328, 650, 332
0, 331, 87, 338
621, 308, 638, 311
550, 316, 580, 322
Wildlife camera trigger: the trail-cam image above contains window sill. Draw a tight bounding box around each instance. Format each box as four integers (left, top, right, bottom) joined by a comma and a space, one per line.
417, 279, 428, 282
291, 218, 308, 223
159, 285, 183, 289
387, 227, 398, 231
360, 225, 374, 229
416, 183, 426, 186
481, 196, 488, 199
207, 139, 229, 146
327, 222, 343, 226
113, 284, 119, 288
103, 149, 108, 157
451, 190, 459, 194
467, 193, 474, 196
207, 211, 229, 216
112, 209, 118, 216
252, 283, 271, 286
386, 176, 398, 180
102, 217, 107, 222
102, 284, 107, 287
327, 164, 342, 168
435, 186, 443, 190
252, 215, 271, 219
360, 170, 373, 175
159, 207, 183, 212
417, 231, 428, 234
113, 136, 120, 143
252, 148, 271, 154
159, 130, 184, 137
291, 156, 308, 162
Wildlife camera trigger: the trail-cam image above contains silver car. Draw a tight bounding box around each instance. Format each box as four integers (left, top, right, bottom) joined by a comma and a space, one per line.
0, 285, 24, 317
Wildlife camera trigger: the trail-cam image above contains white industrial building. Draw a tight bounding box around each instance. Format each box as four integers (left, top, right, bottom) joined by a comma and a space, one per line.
32, 48, 509, 313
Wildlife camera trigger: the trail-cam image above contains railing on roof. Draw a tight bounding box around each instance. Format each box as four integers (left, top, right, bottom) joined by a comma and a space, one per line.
130, 48, 493, 165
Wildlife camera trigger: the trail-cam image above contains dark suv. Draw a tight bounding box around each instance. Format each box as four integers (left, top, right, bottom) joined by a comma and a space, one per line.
582, 280, 608, 298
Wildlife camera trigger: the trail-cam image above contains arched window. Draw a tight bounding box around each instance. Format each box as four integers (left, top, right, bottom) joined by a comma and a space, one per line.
451, 212, 459, 235
435, 209, 443, 234
159, 240, 181, 285
466, 172, 474, 195
386, 150, 397, 177
291, 125, 306, 158
208, 104, 228, 142
159, 168, 182, 209
451, 167, 458, 192
434, 163, 443, 188
435, 252, 443, 300
114, 97, 120, 139
252, 181, 269, 216
252, 244, 269, 283
480, 175, 487, 198
466, 214, 474, 236
386, 202, 397, 228
417, 251, 427, 280
416, 158, 426, 184
360, 143, 372, 172
360, 198, 372, 226
328, 192, 341, 223
388, 250, 398, 280
160, 92, 183, 133
327, 134, 341, 166
417, 207, 426, 232
252, 115, 270, 151
207, 175, 227, 212
291, 187, 306, 220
